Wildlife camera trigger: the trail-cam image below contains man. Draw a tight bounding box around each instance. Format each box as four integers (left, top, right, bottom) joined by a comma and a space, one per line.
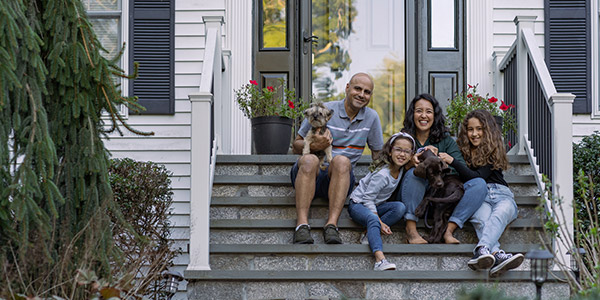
290, 72, 384, 244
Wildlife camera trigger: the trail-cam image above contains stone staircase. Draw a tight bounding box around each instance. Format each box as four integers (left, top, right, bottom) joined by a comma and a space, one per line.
185, 155, 569, 299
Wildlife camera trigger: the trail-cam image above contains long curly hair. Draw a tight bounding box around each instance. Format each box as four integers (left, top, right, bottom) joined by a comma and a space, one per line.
402, 93, 448, 144
457, 109, 508, 170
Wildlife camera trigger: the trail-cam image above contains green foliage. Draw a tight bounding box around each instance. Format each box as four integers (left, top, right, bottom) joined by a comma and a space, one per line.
235, 78, 309, 119
0, 0, 150, 298
369, 55, 406, 140
445, 84, 516, 139
456, 285, 527, 300
108, 158, 180, 299
573, 131, 600, 229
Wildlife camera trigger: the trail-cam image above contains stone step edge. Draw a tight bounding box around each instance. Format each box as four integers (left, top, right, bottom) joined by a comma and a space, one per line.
210, 243, 540, 254
184, 270, 565, 281
216, 154, 530, 165
210, 218, 542, 230
213, 174, 536, 185
211, 196, 541, 206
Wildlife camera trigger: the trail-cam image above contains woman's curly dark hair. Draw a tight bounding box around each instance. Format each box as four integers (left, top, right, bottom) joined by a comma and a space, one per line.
402, 93, 448, 144
457, 109, 508, 170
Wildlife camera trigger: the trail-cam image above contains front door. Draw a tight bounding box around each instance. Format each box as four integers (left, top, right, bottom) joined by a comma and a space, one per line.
253, 0, 464, 140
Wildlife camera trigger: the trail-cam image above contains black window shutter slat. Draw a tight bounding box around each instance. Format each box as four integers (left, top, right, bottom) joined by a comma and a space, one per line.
545, 0, 590, 114
130, 0, 174, 115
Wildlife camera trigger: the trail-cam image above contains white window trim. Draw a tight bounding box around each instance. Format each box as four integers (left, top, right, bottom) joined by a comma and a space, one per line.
592, 0, 600, 118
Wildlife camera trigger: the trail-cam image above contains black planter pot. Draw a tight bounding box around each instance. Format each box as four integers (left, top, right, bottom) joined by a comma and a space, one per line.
494, 115, 503, 131
251, 116, 293, 154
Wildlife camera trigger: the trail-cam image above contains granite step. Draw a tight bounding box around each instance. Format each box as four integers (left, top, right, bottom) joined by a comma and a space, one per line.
208, 244, 538, 272
186, 272, 569, 300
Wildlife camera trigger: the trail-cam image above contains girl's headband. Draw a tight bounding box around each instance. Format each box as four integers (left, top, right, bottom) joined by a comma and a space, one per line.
389, 132, 416, 152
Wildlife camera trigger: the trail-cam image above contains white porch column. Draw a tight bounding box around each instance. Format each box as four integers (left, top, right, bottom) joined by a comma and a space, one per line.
466, 0, 493, 94
514, 16, 536, 155
491, 50, 507, 100
187, 92, 212, 271
549, 92, 575, 267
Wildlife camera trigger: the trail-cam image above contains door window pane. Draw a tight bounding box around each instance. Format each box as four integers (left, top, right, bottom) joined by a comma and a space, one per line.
262, 0, 287, 49
312, 0, 406, 142
82, 0, 120, 11
429, 0, 456, 49
89, 18, 120, 60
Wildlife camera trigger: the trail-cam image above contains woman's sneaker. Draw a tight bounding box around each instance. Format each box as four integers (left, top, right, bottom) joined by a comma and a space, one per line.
359, 231, 369, 245
374, 259, 396, 271
489, 250, 524, 277
468, 246, 495, 270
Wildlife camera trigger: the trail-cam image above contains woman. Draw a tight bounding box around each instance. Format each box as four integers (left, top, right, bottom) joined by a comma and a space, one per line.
397, 93, 487, 244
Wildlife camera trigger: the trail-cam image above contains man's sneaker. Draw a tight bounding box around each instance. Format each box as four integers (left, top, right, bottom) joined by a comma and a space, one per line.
374, 259, 396, 271
468, 246, 496, 270
293, 224, 314, 244
359, 231, 369, 244
489, 250, 524, 277
323, 224, 343, 244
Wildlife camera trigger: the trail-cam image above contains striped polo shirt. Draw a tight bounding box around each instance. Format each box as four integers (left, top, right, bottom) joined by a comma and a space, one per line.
298, 99, 384, 167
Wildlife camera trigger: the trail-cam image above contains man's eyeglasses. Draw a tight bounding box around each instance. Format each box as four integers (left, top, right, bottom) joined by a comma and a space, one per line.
392, 147, 413, 155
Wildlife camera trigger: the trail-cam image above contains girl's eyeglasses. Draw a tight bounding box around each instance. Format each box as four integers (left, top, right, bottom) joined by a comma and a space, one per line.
392, 147, 413, 155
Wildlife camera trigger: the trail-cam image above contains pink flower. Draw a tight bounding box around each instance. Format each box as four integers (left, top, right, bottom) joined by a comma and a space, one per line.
287, 100, 295, 109
249, 80, 258, 85
499, 101, 509, 111
267, 86, 274, 92
488, 97, 498, 103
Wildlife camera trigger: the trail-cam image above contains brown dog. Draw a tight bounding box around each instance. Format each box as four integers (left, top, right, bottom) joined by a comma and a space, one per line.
413, 149, 465, 243
303, 102, 333, 170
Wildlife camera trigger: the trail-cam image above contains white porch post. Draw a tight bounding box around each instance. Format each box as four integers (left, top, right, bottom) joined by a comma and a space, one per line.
514, 16, 536, 155
491, 50, 506, 101
187, 92, 212, 271
549, 92, 575, 267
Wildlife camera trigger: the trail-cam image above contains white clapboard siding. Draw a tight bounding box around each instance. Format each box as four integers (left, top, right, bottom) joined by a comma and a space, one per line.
492, 0, 544, 51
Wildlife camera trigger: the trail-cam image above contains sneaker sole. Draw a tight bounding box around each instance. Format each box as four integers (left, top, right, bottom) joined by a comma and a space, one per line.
375, 265, 397, 271
467, 254, 495, 270
293, 239, 314, 244
490, 254, 525, 277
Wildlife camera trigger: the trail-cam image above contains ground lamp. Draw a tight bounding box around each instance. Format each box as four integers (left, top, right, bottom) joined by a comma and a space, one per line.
526, 249, 554, 300
162, 270, 184, 300
567, 247, 586, 282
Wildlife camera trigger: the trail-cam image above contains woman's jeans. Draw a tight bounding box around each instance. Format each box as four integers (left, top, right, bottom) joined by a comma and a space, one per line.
470, 183, 518, 253
348, 201, 406, 253
397, 168, 487, 228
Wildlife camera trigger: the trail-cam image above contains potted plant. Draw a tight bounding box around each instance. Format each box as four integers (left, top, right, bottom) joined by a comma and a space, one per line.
235, 78, 309, 154
446, 84, 517, 143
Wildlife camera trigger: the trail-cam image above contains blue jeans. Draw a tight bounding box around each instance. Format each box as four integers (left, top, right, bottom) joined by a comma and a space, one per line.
347, 200, 406, 253
397, 168, 487, 228
470, 183, 518, 253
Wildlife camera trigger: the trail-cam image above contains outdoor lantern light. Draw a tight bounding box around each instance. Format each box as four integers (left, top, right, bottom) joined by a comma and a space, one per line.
162, 270, 184, 300
526, 249, 554, 300
567, 247, 586, 282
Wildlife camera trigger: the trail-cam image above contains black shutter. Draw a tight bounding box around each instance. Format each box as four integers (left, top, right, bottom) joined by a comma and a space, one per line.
545, 0, 590, 114
129, 0, 174, 114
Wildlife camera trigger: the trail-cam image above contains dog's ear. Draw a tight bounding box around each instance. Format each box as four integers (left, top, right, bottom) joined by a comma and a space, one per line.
304, 107, 310, 118
414, 163, 427, 179
326, 109, 333, 121
441, 161, 451, 173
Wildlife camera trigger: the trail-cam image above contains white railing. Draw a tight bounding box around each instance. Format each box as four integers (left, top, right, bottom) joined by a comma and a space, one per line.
186, 16, 224, 271
495, 16, 575, 267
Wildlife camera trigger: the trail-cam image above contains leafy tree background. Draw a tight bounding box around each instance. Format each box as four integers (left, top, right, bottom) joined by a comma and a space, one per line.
0, 0, 147, 297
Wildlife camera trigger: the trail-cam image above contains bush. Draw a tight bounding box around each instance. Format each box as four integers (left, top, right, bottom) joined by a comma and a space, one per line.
456, 285, 526, 300
108, 158, 181, 299
573, 131, 600, 227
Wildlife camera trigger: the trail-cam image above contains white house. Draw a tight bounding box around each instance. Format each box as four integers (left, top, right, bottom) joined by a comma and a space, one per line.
94, 0, 600, 298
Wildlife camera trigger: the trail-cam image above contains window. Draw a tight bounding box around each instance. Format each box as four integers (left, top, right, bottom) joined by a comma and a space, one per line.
84, 0, 129, 117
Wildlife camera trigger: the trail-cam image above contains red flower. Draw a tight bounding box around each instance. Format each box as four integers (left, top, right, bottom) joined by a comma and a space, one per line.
467, 94, 473, 98
267, 86, 274, 92
249, 80, 258, 85
508, 141, 512, 148
508, 104, 515, 109
499, 101, 509, 111
287, 100, 295, 109
488, 97, 498, 103
468, 84, 473, 89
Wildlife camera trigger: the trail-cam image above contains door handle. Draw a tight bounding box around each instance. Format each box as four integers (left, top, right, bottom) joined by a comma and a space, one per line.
303, 34, 318, 43
302, 31, 318, 54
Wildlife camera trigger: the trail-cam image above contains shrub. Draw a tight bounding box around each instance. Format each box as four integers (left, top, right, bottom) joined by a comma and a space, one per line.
108, 158, 181, 299
573, 131, 600, 227
456, 285, 526, 300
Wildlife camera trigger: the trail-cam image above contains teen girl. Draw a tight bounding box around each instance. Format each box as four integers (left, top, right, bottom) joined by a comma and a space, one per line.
347, 132, 415, 271
439, 109, 524, 277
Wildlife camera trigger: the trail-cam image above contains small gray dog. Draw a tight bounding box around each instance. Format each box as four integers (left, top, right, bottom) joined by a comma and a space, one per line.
303, 102, 333, 170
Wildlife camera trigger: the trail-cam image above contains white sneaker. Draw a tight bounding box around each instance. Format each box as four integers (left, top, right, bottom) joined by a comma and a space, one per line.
359, 232, 369, 244
374, 259, 396, 271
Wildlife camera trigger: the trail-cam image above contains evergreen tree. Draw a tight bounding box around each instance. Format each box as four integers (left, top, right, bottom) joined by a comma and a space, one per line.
1, 0, 148, 297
